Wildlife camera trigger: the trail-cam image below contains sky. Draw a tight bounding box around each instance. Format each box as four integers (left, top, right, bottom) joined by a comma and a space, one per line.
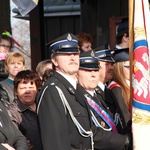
10, 1, 31, 69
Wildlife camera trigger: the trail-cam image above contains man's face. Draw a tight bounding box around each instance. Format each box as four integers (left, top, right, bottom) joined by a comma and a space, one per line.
52, 53, 79, 78
77, 69, 99, 91
99, 61, 114, 83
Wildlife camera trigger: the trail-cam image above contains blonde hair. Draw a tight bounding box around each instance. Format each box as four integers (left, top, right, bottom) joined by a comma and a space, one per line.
113, 62, 130, 109
5, 52, 25, 73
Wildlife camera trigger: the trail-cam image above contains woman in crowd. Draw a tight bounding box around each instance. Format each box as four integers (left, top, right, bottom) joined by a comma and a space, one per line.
108, 48, 131, 132
0, 52, 25, 107
76, 32, 93, 52
8, 70, 42, 150
0, 34, 12, 81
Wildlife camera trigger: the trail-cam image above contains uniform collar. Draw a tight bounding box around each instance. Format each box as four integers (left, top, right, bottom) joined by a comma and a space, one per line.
56, 71, 77, 89
115, 45, 122, 49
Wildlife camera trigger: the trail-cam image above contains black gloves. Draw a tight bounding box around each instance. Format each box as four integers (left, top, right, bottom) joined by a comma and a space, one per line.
124, 133, 132, 150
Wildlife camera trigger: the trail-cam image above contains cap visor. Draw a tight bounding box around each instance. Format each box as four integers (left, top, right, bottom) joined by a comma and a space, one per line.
54, 48, 79, 53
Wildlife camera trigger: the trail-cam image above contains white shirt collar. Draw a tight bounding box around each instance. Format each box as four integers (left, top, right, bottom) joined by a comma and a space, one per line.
115, 45, 122, 49
57, 71, 77, 89
86, 90, 95, 97
98, 82, 105, 91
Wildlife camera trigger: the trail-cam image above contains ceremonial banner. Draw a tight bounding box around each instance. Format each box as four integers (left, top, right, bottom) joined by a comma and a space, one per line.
12, 0, 39, 16
132, 0, 150, 149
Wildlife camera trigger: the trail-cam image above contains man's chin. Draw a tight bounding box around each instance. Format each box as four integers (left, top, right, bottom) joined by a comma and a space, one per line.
107, 76, 113, 82
69, 70, 78, 75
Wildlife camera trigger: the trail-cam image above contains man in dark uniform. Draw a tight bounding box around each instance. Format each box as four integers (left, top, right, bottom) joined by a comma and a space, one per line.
76, 50, 132, 150
37, 33, 93, 150
95, 48, 131, 134
95, 48, 116, 112
36, 33, 131, 150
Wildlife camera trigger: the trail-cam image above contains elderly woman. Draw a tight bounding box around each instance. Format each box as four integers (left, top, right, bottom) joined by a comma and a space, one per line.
8, 70, 42, 150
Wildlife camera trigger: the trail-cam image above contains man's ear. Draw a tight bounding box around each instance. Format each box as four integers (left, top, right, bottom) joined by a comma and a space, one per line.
123, 33, 129, 42
52, 57, 58, 67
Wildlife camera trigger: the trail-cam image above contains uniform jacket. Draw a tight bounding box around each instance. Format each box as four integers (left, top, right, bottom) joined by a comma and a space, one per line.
108, 82, 131, 133
36, 72, 92, 150
97, 85, 130, 134
0, 102, 28, 150
76, 84, 128, 150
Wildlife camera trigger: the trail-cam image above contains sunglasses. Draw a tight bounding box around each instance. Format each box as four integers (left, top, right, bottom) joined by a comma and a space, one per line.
124, 65, 130, 69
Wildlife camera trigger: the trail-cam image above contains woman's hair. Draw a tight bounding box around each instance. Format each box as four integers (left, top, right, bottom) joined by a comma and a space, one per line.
0, 35, 12, 48
42, 69, 54, 85
76, 32, 93, 48
14, 70, 41, 92
113, 62, 130, 109
36, 59, 52, 77
4, 52, 25, 73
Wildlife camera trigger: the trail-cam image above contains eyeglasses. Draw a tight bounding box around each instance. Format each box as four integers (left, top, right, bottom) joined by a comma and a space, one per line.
0, 44, 11, 50
124, 65, 130, 69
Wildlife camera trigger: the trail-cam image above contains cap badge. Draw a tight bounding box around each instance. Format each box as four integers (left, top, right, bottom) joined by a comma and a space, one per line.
67, 34, 72, 41
69, 87, 75, 94
90, 50, 95, 57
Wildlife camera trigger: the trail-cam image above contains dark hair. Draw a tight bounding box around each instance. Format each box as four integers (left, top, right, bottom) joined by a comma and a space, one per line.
0, 35, 12, 48
36, 59, 52, 77
42, 69, 54, 84
116, 18, 128, 45
14, 70, 41, 92
116, 31, 129, 45
76, 32, 93, 48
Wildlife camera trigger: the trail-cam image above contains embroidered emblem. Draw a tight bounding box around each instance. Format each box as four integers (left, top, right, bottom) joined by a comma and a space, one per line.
90, 50, 95, 57
69, 87, 75, 94
67, 34, 72, 41
84, 94, 90, 98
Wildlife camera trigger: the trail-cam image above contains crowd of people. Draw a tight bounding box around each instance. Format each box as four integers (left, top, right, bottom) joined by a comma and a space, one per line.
0, 17, 132, 150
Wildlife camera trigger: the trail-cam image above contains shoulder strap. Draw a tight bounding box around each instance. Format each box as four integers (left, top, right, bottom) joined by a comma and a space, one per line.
54, 84, 94, 150
108, 81, 121, 90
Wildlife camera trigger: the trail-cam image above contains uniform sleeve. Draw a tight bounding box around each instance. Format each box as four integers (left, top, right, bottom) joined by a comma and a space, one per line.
91, 125, 127, 150
37, 85, 71, 150
10, 124, 29, 150
110, 86, 131, 128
